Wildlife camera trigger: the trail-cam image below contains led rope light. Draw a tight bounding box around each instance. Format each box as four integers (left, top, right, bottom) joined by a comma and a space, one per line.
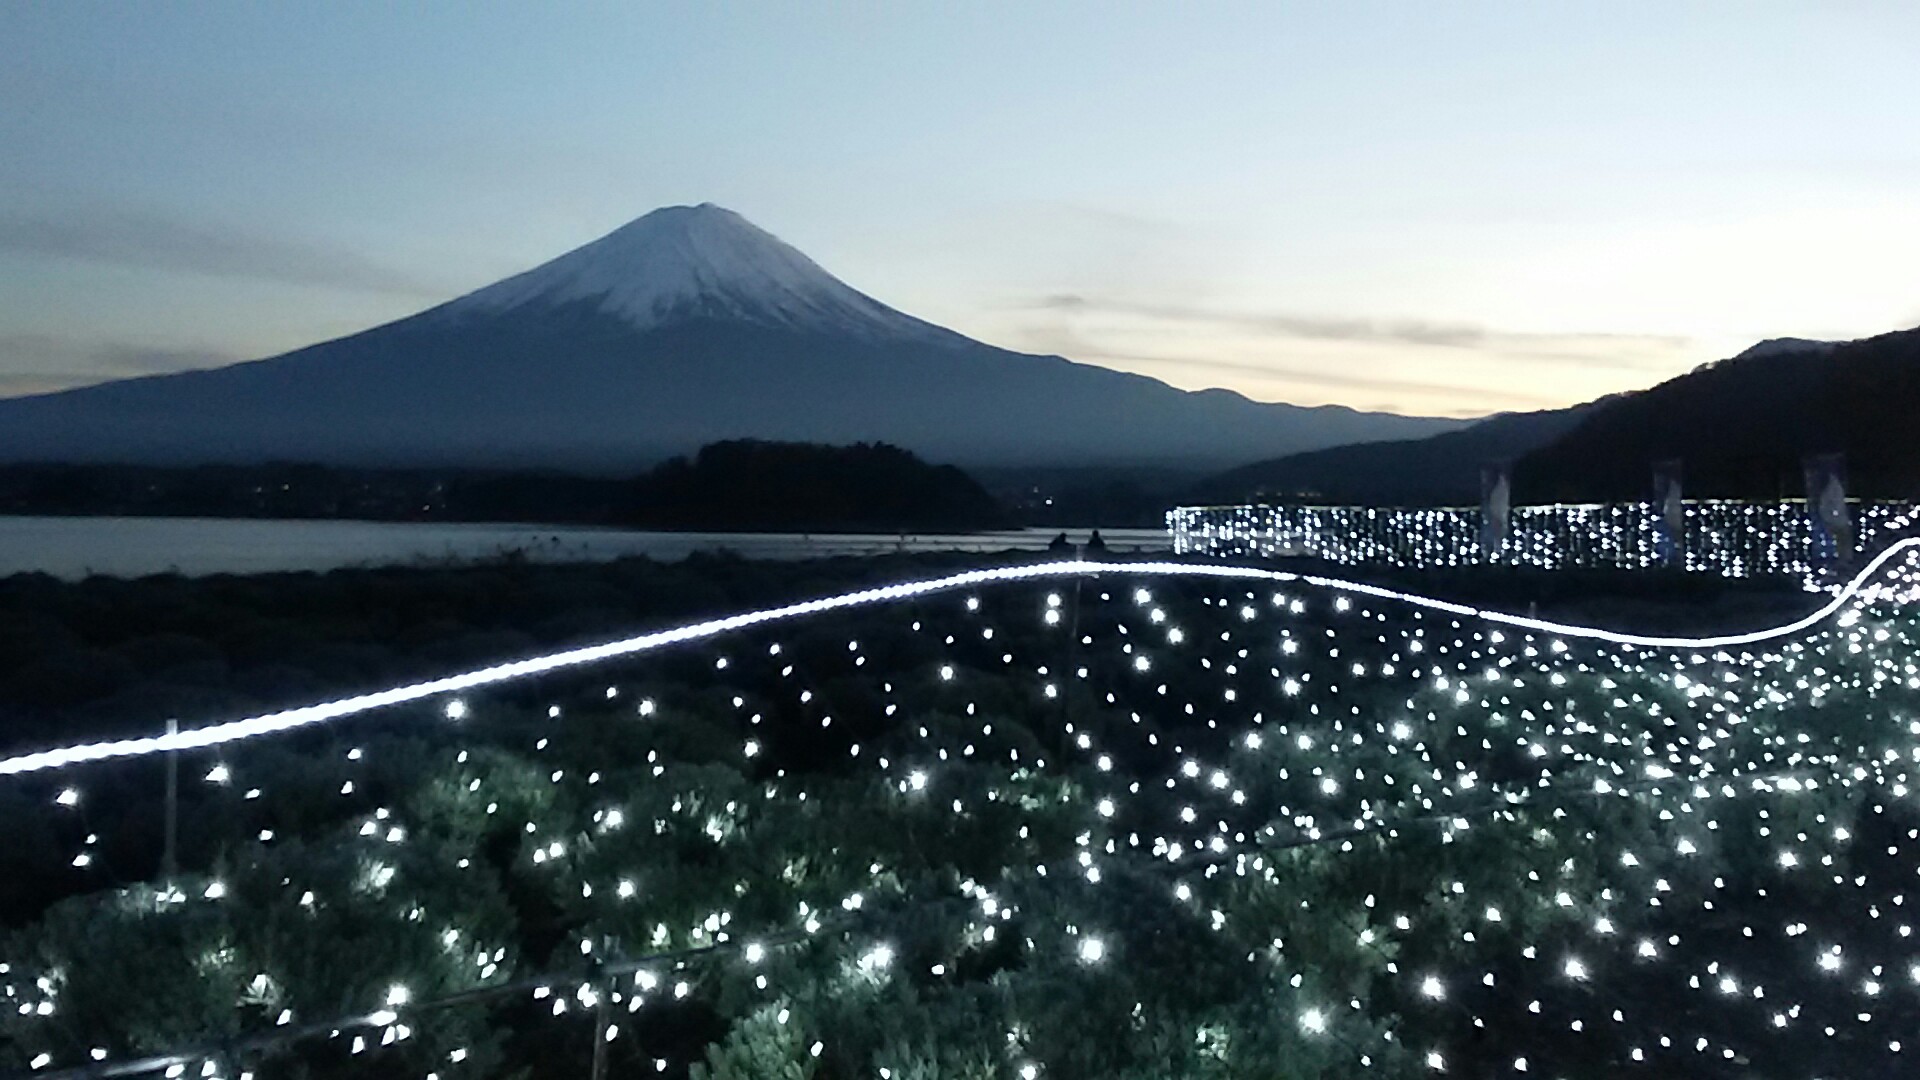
2, 537, 1914, 779
1297, 532, 1920, 649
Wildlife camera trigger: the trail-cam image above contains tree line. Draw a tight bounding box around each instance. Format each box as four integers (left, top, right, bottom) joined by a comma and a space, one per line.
0, 440, 1008, 532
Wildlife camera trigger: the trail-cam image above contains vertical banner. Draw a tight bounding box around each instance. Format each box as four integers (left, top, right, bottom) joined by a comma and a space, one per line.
1803, 453, 1852, 583
1479, 463, 1510, 560
1652, 459, 1684, 566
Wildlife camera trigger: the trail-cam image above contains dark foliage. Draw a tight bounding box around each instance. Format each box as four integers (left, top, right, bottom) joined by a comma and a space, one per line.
972, 465, 1200, 528
0, 551, 1022, 764
1, 555, 1912, 1079
0, 440, 1007, 532
633, 440, 1006, 531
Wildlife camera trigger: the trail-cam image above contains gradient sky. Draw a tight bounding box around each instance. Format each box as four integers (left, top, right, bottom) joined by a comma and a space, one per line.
4, 3, 1919, 417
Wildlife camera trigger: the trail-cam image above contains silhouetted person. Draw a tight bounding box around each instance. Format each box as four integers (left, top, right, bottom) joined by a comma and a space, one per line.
1086, 529, 1108, 553
1047, 531, 1071, 552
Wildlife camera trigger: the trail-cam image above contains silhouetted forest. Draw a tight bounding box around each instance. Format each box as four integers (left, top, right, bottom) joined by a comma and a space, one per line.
974, 465, 1191, 527
0, 440, 1007, 531
633, 440, 1004, 530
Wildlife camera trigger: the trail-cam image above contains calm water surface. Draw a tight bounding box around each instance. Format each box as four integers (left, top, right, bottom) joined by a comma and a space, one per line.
0, 516, 1168, 580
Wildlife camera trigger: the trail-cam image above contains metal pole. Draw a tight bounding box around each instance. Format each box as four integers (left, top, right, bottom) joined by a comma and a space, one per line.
162, 718, 178, 881
1059, 561, 1084, 737
589, 975, 611, 1080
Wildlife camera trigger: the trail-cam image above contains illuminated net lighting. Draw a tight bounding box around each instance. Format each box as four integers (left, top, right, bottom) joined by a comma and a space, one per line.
4, 541, 1920, 1077
6, 541, 1917, 779
1170, 499, 1916, 592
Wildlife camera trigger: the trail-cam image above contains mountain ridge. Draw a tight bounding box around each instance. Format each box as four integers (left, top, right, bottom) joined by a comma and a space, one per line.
1189, 403, 1594, 506
0, 205, 1466, 471
1192, 326, 1920, 506
1514, 326, 1920, 500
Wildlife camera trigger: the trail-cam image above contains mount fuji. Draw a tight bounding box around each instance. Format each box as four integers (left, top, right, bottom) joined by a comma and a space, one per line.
0, 204, 1464, 470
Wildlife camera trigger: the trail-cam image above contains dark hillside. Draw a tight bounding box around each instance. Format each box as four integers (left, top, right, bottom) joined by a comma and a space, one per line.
1516, 330, 1920, 501
1192, 405, 1589, 506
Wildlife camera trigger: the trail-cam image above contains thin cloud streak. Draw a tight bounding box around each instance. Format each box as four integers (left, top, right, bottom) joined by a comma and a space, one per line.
1014, 323, 1560, 414
90, 342, 239, 375
0, 333, 237, 398
0, 203, 445, 298
1031, 293, 1690, 369
1110, 351, 1562, 411
0, 372, 93, 397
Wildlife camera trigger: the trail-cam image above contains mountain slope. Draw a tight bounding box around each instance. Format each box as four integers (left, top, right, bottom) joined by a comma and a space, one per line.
1194, 328, 1920, 507
0, 204, 1464, 471
1190, 404, 1593, 506
1514, 329, 1920, 501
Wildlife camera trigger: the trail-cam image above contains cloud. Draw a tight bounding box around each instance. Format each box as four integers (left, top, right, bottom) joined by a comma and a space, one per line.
0, 333, 237, 398
0, 203, 445, 297
1013, 321, 1560, 415
1112, 349, 1561, 411
0, 372, 93, 397
1028, 293, 1689, 369
88, 342, 239, 375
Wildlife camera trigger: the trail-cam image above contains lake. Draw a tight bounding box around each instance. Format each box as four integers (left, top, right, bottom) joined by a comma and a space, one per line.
0, 516, 1169, 580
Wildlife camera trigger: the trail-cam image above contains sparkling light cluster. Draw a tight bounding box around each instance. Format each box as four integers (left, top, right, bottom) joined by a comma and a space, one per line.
7, 542, 1916, 781
5, 544, 1920, 1077
1170, 499, 1914, 590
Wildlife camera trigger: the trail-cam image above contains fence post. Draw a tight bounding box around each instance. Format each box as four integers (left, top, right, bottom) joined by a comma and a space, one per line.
1479, 465, 1511, 564
162, 717, 179, 882
589, 947, 613, 1080
590, 989, 610, 1080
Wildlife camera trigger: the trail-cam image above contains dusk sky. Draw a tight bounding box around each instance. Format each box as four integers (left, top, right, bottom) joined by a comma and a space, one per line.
4, 2, 1919, 417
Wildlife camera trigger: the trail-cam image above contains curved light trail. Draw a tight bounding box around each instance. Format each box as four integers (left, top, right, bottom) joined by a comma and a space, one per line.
2, 537, 1914, 778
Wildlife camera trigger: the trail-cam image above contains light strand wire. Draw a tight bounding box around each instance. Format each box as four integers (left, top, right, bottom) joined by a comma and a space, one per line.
1, 537, 1913, 779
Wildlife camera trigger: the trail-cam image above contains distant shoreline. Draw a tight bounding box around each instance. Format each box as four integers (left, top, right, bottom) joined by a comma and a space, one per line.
0, 508, 1033, 536
0, 515, 1170, 581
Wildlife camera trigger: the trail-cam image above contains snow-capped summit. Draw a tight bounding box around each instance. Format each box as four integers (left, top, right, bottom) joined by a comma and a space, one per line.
444, 203, 950, 341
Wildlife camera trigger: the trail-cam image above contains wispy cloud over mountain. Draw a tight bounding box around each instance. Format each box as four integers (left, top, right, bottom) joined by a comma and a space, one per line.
0, 333, 236, 398
0, 202, 442, 297
1029, 294, 1689, 368
1012, 322, 1561, 413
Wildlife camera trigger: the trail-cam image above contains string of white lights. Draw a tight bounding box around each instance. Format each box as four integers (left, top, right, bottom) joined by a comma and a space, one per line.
2, 537, 1914, 779
1169, 500, 1916, 589
1297, 532, 1920, 649
9, 539, 1920, 1078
